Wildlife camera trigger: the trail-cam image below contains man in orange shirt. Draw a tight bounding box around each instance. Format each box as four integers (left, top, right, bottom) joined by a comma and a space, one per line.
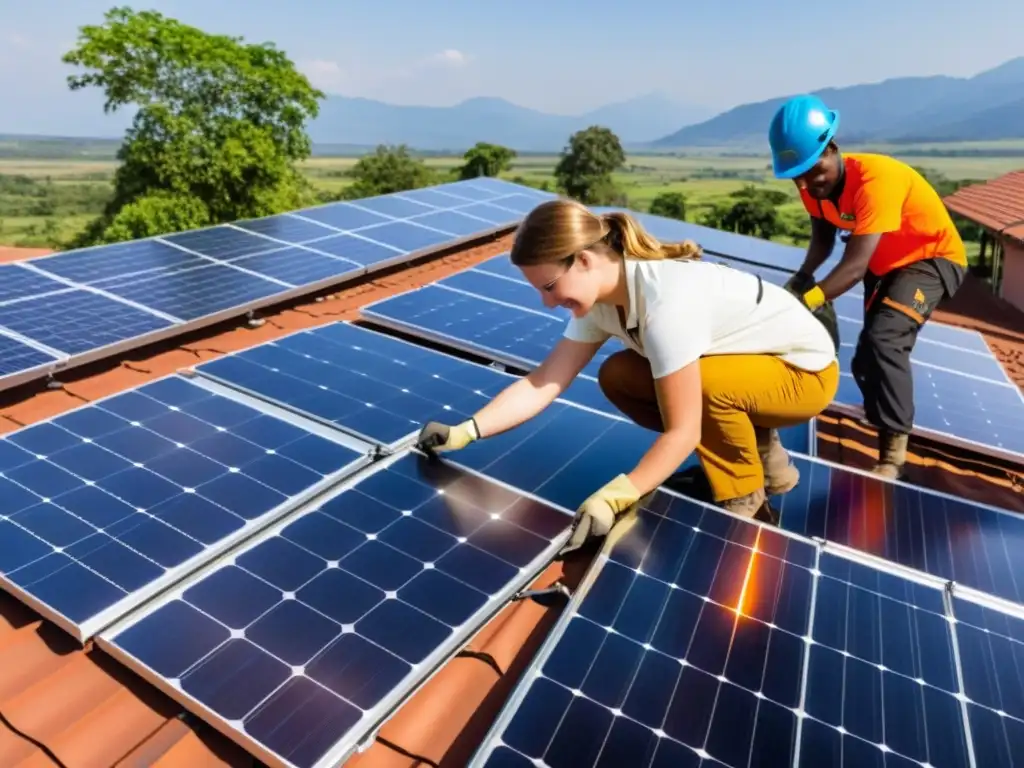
767, 94, 967, 479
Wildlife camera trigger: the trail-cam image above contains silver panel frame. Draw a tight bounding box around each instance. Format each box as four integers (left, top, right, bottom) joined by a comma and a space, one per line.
0, 373, 378, 644
96, 446, 575, 768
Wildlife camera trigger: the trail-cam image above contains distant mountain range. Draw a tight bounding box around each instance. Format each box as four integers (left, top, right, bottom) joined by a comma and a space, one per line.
653, 57, 1024, 148
5, 57, 1023, 153
306, 93, 712, 151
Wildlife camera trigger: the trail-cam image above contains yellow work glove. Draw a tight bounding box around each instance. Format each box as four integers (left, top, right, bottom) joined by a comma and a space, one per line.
562, 474, 642, 554
416, 418, 480, 454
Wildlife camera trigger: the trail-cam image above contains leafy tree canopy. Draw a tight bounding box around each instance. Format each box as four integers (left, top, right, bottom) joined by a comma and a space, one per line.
63, 6, 323, 246
649, 191, 687, 221
458, 142, 517, 180
339, 144, 437, 199
554, 126, 626, 204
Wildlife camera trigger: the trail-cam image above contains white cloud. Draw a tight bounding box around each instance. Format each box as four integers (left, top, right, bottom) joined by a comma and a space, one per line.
428, 49, 469, 67
298, 59, 347, 91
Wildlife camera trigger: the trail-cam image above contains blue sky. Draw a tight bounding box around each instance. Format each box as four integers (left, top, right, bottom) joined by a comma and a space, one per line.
2, 0, 1022, 135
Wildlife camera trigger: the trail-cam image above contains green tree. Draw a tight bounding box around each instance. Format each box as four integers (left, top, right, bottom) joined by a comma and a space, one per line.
554, 126, 626, 204
340, 144, 436, 199
458, 142, 517, 180
703, 197, 783, 240
649, 192, 687, 220
62, 6, 323, 246
730, 184, 790, 207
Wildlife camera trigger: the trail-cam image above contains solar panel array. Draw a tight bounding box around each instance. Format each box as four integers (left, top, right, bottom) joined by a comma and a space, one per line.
100, 450, 573, 768
469, 490, 1022, 768
0, 178, 553, 393
364, 248, 1024, 460
0, 186, 1021, 768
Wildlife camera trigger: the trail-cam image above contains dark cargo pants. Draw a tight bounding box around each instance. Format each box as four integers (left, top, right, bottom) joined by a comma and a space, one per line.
851, 257, 965, 434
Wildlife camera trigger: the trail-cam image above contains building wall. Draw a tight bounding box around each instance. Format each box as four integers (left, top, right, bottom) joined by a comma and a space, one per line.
1000, 238, 1024, 313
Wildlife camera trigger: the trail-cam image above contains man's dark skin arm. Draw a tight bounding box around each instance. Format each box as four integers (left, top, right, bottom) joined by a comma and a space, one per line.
816, 232, 883, 300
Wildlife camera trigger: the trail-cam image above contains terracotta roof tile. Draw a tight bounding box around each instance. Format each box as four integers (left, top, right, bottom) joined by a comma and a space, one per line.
944, 169, 1024, 241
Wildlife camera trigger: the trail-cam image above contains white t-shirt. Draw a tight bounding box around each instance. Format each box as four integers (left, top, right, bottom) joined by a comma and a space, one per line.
564, 258, 837, 378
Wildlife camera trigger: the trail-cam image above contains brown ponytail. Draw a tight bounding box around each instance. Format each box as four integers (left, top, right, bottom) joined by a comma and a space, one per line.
510, 198, 702, 267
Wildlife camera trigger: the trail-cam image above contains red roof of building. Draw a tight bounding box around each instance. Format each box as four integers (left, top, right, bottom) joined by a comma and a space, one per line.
944, 169, 1024, 242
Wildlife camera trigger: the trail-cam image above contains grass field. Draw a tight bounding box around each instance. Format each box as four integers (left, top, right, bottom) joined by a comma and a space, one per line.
1, 146, 1021, 250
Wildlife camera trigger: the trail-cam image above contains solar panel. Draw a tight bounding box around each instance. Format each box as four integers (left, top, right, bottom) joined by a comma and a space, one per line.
0, 331, 61, 379
0, 180, 553, 395
774, 452, 1024, 603
0, 374, 372, 642
97, 449, 573, 768
195, 322, 516, 447
0, 289, 174, 355
362, 286, 813, 456
470, 490, 978, 768
951, 597, 1024, 767
0, 264, 72, 302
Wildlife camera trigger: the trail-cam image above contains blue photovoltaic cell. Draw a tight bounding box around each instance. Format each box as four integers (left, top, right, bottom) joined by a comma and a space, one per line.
0, 375, 365, 640
950, 598, 1024, 768
104, 452, 571, 768
292, 202, 394, 232
30, 239, 208, 285
229, 248, 362, 288
835, 368, 1024, 456
234, 214, 341, 244
357, 221, 457, 252
161, 226, 280, 260
0, 289, 172, 355
774, 454, 1024, 603
441, 270, 564, 318
410, 210, 504, 237
100, 264, 286, 321
305, 234, 402, 267
837, 317, 1008, 384
398, 188, 476, 207
351, 194, 437, 220
196, 322, 513, 446
0, 334, 59, 376
448, 202, 521, 226
364, 284, 616, 379
475, 493, 970, 768
363, 286, 812, 455
0, 264, 71, 303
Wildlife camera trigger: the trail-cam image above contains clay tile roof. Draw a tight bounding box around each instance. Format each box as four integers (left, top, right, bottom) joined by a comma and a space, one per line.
0, 247, 53, 264
943, 169, 1024, 242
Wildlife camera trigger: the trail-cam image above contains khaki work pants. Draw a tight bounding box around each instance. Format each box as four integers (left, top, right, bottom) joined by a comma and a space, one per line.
597, 350, 840, 501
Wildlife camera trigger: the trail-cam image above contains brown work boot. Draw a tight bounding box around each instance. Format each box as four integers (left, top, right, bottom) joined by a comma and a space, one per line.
755, 427, 800, 495
872, 430, 909, 479
721, 487, 781, 527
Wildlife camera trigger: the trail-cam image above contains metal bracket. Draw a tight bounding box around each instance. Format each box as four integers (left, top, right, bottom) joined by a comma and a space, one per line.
514, 581, 572, 602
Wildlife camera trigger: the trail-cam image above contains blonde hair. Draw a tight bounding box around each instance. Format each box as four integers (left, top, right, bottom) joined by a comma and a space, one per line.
509, 198, 701, 267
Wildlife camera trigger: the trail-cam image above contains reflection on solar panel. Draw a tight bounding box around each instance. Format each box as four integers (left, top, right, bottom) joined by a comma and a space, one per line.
0, 375, 371, 642
98, 450, 573, 768
0, 179, 553, 393
776, 453, 1024, 603
195, 322, 636, 448
363, 285, 814, 456
470, 491, 988, 768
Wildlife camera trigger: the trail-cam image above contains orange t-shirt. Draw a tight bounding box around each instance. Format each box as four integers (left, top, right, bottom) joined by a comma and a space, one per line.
799, 152, 967, 276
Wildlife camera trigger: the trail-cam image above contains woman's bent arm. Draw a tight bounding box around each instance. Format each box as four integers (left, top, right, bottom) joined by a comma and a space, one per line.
474, 338, 603, 437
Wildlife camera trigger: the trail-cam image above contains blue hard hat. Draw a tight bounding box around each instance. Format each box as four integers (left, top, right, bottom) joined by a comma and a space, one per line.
768, 94, 840, 179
